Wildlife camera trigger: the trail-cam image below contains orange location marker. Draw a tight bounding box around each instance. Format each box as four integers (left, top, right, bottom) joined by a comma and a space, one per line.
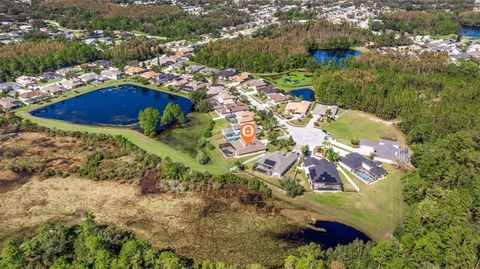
240, 123, 257, 145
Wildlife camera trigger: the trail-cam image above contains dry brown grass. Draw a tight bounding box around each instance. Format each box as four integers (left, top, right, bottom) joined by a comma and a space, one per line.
0, 177, 307, 267
0, 128, 312, 267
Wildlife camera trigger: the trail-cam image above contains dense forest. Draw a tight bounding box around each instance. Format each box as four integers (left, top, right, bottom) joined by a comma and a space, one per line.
0, 39, 100, 82
313, 51, 480, 267
104, 39, 160, 67
192, 21, 367, 73
372, 10, 461, 35
192, 21, 410, 73
31, 0, 250, 39
458, 11, 480, 27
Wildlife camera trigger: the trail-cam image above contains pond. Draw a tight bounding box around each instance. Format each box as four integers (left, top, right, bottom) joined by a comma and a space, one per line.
313, 49, 361, 65
460, 26, 480, 38
30, 84, 193, 126
278, 221, 371, 250
289, 88, 315, 101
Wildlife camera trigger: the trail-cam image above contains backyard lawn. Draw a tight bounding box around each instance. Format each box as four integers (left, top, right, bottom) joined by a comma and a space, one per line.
321, 110, 404, 146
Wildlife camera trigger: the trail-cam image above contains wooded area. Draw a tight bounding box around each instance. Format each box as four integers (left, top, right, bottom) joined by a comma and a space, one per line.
311, 51, 480, 268
0, 39, 100, 82
373, 10, 461, 35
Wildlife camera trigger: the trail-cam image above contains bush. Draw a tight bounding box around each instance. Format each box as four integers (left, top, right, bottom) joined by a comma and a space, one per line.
196, 150, 210, 165
280, 179, 305, 197
351, 138, 360, 147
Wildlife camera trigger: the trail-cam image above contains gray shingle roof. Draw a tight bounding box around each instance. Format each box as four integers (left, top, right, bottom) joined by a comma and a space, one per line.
304, 158, 342, 185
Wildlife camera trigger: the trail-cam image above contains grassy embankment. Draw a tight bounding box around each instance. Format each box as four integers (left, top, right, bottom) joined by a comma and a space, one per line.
14, 79, 228, 174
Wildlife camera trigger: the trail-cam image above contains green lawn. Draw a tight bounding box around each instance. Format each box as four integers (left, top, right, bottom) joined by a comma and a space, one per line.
13, 81, 228, 174
321, 110, 402, 146
261, 71, 314, 90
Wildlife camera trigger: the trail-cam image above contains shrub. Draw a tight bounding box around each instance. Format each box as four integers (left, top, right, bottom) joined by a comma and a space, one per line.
280, 179, 305, 197
196, 150, 210, 165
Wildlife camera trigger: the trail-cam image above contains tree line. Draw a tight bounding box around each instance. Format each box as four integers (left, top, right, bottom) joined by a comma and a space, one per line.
192, 20, 412, 73
372, 10, 461, 35
312, 50, 480, 268
0, 38, 160, 82
31, 0, 250, 40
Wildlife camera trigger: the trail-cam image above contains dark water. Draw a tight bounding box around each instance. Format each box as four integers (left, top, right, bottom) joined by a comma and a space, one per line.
31, 84, 193, 126
461, 26, 480, 38
313, 49, 361, 64
290, 88, 315, 101
278, 221, 371, 249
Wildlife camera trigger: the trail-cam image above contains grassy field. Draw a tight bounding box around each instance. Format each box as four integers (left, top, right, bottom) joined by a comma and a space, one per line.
261, 71, 314, 90
13, 81, 227, 174
321, 110, 405, 146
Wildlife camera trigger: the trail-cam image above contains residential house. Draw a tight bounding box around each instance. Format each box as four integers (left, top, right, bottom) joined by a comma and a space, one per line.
218, 68, 237, 79
79, 72, 100, 84
155, 73, 177, 86
243, 79, 267, 90
304, 157, 343, 191
140, 71, 161, 80
229, 138, 267, 157
212, 91, 237, 105
199, 67, 220, 76
125, 66, 147, 75
15, 76, 38, 88
285, 101, 311, 115
231, 72, 252, 83
235, 111, 255, 124
0, 82, 21, 93
267, 93, 291, 104
186, 64, 205, 73
38, 72, 61, 81
56, 67, 81, 77
339, 153, 387, 184
101, 69, 124, 80
257, 85, 277, 95
183, 80, 206, 92
0, 97, 21, 111
39, 84, 65, 95
359, 139, 409, 164
207, 86, 226, 96
61, 78, 84, 90
18, 91, 44, 105
312, 104, 338, 118
254, 151, 299, 177
222, 125, 242, 141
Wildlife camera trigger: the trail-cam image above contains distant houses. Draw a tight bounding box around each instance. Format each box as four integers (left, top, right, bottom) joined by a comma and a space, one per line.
254, 151, 299, 177
0, 97, 21, 111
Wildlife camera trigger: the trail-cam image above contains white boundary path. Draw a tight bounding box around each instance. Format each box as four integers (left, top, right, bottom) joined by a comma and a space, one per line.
337, 165, 360, 192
